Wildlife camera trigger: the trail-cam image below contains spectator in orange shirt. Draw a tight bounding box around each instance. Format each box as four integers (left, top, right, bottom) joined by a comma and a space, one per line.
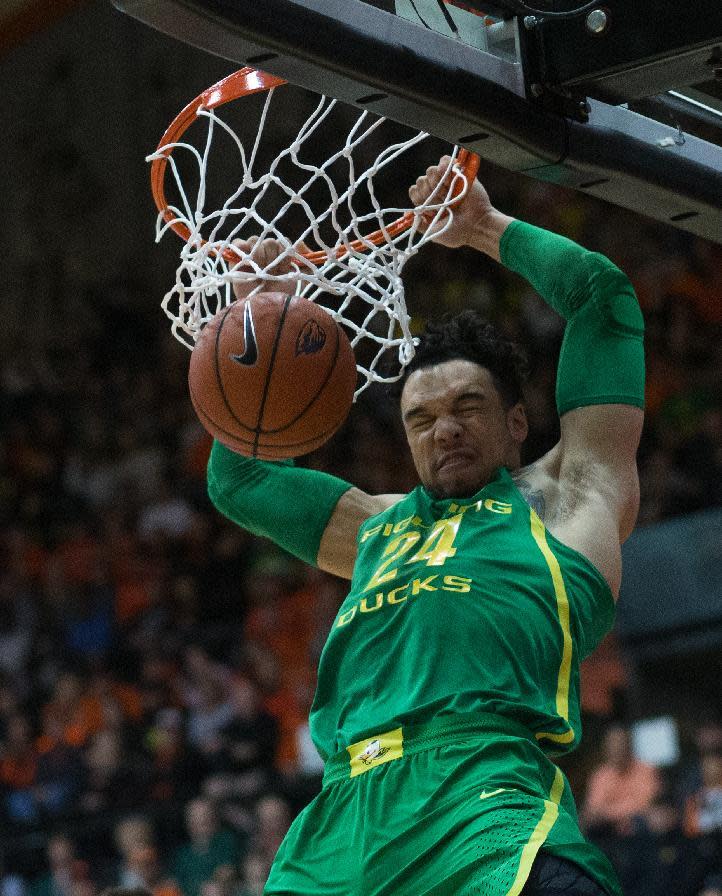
581, 723, 661, 836
40, 671, 104, 749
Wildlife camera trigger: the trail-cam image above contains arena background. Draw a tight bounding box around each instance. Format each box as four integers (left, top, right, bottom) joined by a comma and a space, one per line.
0, 2, 720, 895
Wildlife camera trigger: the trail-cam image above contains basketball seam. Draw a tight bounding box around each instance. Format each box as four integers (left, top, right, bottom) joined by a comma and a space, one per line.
192, 369, 347, 453
196, 296, 352, 456
259, 322, 345, 434
189, 379, 255, 444
213, 303, 258, 434
254, 294, 293, 454
252, 418, 349, 453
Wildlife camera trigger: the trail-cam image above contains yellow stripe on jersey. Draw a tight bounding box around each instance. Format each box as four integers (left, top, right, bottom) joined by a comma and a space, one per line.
529, 511, 575, 744
535, 728, 576, 746
507, 766, 565, 896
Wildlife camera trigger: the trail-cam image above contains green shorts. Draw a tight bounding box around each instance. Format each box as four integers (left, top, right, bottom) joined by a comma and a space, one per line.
264, 713, 621, 896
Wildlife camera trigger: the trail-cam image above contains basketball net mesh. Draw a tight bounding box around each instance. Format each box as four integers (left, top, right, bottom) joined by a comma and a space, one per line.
148, 88, 473, 397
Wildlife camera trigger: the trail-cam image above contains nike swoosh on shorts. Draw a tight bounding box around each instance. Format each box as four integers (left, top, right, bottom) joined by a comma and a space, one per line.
479, 788, 509, 800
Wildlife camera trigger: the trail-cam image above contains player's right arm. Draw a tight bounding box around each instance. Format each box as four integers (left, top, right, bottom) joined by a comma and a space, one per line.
207, 440, 398, 579
317, 488, 401, 577
208, 238, 402, 578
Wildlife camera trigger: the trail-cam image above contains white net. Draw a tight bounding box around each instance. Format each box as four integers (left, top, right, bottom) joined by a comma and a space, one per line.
148, 83, 473, 397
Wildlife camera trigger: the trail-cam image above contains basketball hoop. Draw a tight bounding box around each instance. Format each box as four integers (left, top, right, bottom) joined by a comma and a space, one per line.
148, 68, 480, 396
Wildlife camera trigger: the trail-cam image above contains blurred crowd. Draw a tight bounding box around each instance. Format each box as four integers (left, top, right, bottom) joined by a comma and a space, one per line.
1, 177, 721, 896
578, 720, 722, 896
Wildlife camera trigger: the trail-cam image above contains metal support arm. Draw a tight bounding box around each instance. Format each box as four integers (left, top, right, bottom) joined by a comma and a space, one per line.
114, 0, 722, 243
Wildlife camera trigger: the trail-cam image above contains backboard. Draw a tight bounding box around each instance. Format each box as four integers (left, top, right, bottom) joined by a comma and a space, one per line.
113, 0, 722, 243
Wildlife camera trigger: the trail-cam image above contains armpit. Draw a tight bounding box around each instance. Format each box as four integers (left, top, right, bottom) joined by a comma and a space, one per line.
514, 464, 590, 528
514, 477, 548, 520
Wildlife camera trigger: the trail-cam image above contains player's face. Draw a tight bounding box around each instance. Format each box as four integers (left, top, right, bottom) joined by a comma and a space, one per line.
401, 359, 527, 499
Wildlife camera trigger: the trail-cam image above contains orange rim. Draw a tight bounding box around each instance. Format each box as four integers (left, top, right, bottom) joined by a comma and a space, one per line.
150, 67, 480, 267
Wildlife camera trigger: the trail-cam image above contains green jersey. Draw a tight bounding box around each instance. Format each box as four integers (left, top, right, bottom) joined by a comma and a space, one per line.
310, 466, 615, 761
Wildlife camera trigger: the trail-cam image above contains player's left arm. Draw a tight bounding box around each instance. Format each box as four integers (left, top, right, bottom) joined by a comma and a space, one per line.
489, 220, 644, 598
498, 220, 645, 544
410, 158, 644, 564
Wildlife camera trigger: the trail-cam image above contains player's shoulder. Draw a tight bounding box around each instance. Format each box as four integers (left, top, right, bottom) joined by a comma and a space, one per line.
353, 491, 409, 530
317, 489, 407, 579
374, 492, 408, 512
327, 488, 406, 534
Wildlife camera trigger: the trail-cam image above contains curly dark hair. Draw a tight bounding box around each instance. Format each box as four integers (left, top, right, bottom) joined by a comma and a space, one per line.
401, 310, 529, 408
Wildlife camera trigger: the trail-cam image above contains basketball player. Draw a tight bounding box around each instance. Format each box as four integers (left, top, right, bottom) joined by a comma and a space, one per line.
206, 158, 644, 895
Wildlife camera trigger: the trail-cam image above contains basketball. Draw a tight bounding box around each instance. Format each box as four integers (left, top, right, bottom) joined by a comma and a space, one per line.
188, 292, 357, 459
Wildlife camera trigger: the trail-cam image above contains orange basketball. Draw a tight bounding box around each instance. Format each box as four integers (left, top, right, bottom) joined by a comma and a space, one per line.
188, 292, 357, 459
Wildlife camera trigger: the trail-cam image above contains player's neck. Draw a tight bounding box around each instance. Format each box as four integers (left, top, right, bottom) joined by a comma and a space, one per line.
423, 466, 507, 501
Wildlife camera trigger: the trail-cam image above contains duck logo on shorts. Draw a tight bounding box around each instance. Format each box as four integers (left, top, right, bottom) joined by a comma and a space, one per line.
295, 320, 326, 356
348, 727, 402, 777
358, 739, 391, 766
